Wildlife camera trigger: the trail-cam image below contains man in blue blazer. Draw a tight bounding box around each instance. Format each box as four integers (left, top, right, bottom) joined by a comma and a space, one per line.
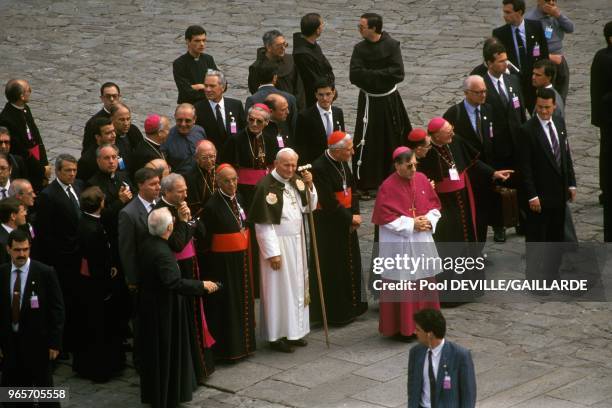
408, 309, 476, 408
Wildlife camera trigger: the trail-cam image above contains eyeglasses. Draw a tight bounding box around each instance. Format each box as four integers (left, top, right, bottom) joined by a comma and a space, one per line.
0, 140, 10, 145
248, 117, 265, 125
405, 163, 417, 169
198, 155, 217, 160
274, 42, 289, 49
0, 166, 10, 171
467, 90, 487, 95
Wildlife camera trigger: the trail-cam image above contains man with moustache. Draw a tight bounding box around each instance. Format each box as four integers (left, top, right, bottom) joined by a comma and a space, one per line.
0, 127, 28, 180
194, 70, 245, 151
173, 25, 218, 105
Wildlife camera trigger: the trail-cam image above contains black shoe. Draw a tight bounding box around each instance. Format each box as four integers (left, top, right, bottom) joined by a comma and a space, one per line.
515, 225, 525, 236
286, 338, 308, 347
394, 334, 416, 343
493, 227, 506, 242
270, 340, 294, 353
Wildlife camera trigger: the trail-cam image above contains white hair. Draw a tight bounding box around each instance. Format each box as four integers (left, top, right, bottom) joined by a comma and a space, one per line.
276, 147, 298, 161
160, 173, 185, 194
148, 207, 173, 237
463, 75, 485, 91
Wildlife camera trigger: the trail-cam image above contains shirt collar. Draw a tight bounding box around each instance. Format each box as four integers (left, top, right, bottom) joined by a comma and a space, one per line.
0, 179, 10, 190
515, 19, 525, 32
144, 136, 161, 146
487, 71, 503, 82
219, 189, 236, 200
209, 97, 225, 110
11, 258, 30, 274
56, 178, 72, 192
2, 223, 14, 234
316, 103, 332, 115
463, 99, 479, 114
84, 212, 101, 218
271, 169, 289, 184
10, 103, 25, 111
537, 114, 552, 127
429, 338, 445, 357
137, 194, 155, 209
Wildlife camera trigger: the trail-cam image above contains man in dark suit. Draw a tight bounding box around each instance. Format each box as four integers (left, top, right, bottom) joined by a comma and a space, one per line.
295, 79, 345, 164
82, 82, 122, 154
0, 127, 28, 180
110, 102, 142, 174
263, 93, 294, 148
0, 79, 51, 192
33, 154, 83, 352
184, 140, 217, 218
78, 117, 122, 182
194, 70, 245, 152
492, 0, 549, 112
518, 88, 576, 286
173, 25, 218, 105
245, 63, 298, 133
0, 197, 29, 265
591, 21, 612, 240
444, 75, 500, 243
131, 114, 170, 178
408, 309, 476, 408
118, 167, 160, 289
0, 229, 64, 404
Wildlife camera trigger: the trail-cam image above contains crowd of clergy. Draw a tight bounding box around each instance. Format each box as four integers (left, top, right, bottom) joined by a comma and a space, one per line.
1, 2, 612, 407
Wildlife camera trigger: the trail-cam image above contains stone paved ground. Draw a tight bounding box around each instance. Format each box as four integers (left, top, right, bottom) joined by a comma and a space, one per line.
2, 0, 612, 407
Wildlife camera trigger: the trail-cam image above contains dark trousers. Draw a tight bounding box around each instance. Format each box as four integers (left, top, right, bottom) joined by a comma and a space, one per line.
1, 332, 59, 408
553, 56, 570, 103
525, 206, 565, 282
601, 126, 612, 241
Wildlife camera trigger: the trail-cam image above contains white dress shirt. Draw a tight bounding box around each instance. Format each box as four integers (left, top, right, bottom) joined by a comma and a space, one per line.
487, 72, 508, 99
209, 98, 227, 128
316, 103, 334, 135
56, 179, 79, 203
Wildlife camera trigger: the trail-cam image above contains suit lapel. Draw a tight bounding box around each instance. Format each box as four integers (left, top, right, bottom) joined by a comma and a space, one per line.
19, 264, 38, 323
311, 106, 327, 137
459, 103, 482, 149
504, 25, 519, 65
436, 342, 451, 397
535, 120, 561, 174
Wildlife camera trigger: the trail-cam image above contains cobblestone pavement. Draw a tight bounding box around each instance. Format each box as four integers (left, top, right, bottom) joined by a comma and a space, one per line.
2, 0, 612, 407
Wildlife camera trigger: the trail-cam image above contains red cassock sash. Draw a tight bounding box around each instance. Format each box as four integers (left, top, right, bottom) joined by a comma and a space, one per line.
237, 168, 268, 186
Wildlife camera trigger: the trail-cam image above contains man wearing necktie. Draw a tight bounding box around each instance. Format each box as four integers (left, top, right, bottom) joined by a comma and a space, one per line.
33, 154, 84, 353
493, 0, 550, 112
0, 229, 64, 406
518, 88, 576, 290
408, 309, 476, 408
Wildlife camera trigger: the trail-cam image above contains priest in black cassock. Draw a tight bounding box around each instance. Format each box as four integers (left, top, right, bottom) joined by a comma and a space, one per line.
349, 13, 412, 199
310, 131, 368, 325
418, 117, 512, 301
138, 207, 219, 408
0, 79, 51, 192
202, 164, 255, 361
173, 25, 218, 105
155, 173, 215, 383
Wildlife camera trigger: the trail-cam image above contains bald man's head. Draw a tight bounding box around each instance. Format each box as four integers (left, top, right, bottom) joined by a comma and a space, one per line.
195, 140, 217, 172
217, 165, 238, 196
264, 93, 289, 122
463, 75, 487, 106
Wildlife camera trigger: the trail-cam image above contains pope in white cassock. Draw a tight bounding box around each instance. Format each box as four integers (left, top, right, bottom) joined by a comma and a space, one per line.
248, 148, 318, 353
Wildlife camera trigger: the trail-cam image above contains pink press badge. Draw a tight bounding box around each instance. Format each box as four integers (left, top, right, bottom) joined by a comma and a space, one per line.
449, 167, 460, 181
230, 115, 237, 134
512, 96, 520, 109
533, 42, 541, 57
30, 294, 40, 309
239, 207, 246, 221
277, 135, 285, 148
443, 374, 451, 390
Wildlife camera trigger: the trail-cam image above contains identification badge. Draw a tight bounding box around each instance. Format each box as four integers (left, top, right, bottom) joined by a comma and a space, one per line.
512, 96, 520, 109
239, 207, 246, 221
230, 116, 237, 134
443, 375, 451, 390
343, 182, 348, 196
118, 157, 126, 170
449, 168, 460, 181
30, 294, 39, 309
277, 135, 285, 148
544, 26, 553, 40
533, 42, 541, 57
489, 122, 494, 139
25, 124, 33, 141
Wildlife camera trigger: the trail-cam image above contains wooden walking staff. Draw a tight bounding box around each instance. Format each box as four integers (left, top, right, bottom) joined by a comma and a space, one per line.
298, 163, 330, 348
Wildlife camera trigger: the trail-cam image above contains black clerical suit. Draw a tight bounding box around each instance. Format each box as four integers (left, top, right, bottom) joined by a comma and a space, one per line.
0, 103, 48, 192
295, 104, 345, 165
518, 115, 576, 282
130, 137, 165, 177
444, 101, 497, 242
173, 52, 218, 104
493, 20, 550, 112
292, 32, 335, 107
245, 85, 298, 135
82, 108, 110, 154
8, 153, 28, 180
77, 141, 132, 182
194, 97, 246, 151
0, 258, 64, 407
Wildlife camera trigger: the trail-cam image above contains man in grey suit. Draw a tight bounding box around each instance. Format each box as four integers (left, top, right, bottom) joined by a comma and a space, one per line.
408, 309, 476, 408
245, 62, 298, 135
118, 167, 161, 288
